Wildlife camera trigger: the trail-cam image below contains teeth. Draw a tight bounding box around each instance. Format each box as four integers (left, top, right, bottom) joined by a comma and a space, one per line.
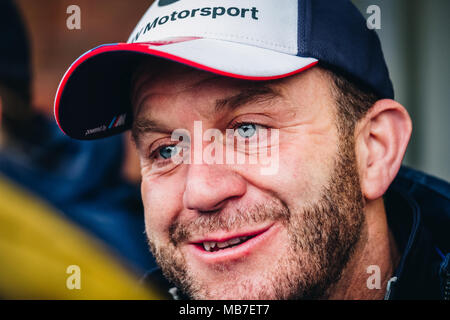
202, 236, 249, 252
202, 241, 216, 252
216, 242, 226, 249
228, 237, 242, 245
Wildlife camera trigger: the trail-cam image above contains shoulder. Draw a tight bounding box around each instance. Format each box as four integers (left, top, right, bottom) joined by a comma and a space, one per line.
390, 166, 450, 255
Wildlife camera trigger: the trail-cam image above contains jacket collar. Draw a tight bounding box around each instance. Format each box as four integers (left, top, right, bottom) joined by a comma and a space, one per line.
383, 173, 443, 299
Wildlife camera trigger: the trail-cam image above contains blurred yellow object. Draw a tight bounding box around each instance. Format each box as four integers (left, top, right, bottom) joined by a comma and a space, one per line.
0, 174, 162, 299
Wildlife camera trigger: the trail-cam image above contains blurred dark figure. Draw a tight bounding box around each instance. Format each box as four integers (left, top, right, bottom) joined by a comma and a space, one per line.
0, 0, 159, 299
0, 0, 31, 145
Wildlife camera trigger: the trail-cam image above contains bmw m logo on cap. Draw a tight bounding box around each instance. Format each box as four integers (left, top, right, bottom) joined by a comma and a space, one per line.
158, 0, 181, 7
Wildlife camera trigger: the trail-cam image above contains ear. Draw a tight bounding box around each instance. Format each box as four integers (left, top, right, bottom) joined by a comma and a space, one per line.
355, 99, 412, 200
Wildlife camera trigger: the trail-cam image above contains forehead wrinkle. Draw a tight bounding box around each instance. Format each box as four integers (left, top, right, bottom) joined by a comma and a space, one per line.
133, 116, 173, 135
214, 84, 284, 115
133, 71, 225, 117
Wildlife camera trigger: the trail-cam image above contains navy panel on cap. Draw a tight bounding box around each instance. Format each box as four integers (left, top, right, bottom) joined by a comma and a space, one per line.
298, 0, 394, 99
57, 50, 146, 140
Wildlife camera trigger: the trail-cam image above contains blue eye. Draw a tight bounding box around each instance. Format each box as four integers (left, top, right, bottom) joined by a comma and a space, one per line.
158, 145, 178, 159
237, 123, 257, 138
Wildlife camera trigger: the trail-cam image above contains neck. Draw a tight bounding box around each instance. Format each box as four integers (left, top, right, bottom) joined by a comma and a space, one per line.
326, 198, 400, 300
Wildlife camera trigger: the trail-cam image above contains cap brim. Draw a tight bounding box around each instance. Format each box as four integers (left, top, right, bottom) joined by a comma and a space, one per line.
55, 38, 318, 140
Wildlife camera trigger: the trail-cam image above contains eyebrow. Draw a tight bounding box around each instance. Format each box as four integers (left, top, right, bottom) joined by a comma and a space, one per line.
131, 83, 283, 146
214, 85, 283, 114
131, 117, 173, 147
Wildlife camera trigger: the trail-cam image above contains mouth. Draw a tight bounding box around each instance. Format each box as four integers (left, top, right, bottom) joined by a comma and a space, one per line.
197, 233, 259, 252
187, 223, 279, 263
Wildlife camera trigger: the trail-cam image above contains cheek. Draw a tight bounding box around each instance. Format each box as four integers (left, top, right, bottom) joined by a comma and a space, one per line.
233, 130, 338, 207
141, 174, 185, 241
286, 132, 338, 191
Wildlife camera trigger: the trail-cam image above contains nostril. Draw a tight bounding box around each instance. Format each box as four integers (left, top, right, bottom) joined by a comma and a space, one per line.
196, 201, 224, 214
195, 196, 241, 214
199, 208, 221, 215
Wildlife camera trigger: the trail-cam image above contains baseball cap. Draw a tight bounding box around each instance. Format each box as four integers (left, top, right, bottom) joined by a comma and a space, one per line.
55, 0, 393, 140
0, 0, 31, 95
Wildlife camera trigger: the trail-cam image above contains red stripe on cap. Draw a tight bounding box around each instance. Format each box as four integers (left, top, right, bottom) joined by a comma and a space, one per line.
145, 36, 202, 46
54, 41, 319, 135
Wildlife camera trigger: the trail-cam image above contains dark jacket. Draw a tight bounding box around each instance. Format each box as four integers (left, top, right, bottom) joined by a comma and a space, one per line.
144, 166, 450, 300
383, 166, 449, 299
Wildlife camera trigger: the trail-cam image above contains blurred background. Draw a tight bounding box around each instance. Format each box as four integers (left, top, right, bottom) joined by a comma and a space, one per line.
15, 0, 151, 182
0, 0, 448, 299
0, 0, 160, 299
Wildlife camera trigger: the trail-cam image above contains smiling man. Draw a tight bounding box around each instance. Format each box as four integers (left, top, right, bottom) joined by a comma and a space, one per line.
131, 62, 380, 300
55, 0, 450, 300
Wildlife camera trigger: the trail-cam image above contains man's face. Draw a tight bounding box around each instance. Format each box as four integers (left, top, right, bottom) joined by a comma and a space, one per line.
132, 63, 366, 299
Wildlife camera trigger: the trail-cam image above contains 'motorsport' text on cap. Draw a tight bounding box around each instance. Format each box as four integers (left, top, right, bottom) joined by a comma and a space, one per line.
55, 0, 393, 140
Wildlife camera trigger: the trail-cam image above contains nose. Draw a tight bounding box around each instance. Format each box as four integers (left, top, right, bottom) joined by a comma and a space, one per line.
183, 164, 247, 213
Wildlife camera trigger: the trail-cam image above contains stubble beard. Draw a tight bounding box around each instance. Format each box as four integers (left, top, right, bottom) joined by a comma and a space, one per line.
146, 135, 366, 300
